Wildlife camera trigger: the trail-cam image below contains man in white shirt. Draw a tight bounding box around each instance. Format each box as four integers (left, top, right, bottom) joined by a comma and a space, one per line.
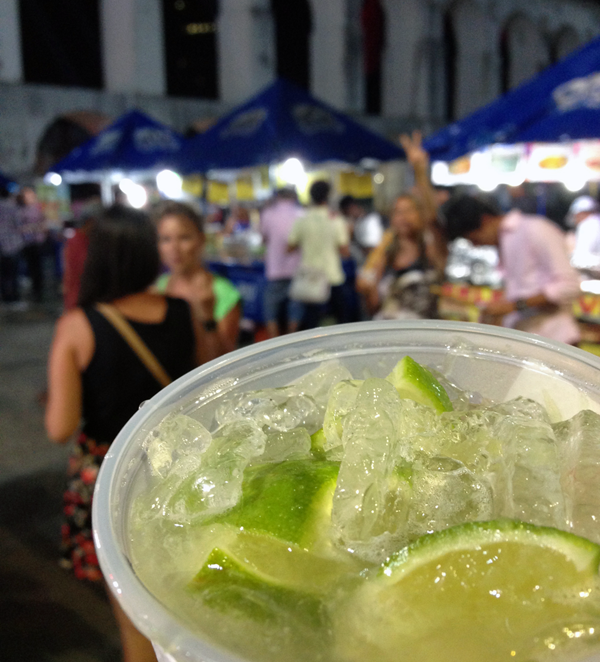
288, 180, 350, 329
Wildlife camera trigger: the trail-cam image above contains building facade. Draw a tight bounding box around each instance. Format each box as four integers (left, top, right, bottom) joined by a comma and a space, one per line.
1, 0, 599, 177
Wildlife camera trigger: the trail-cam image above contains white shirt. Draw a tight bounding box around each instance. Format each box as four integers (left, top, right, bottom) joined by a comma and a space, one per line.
288, 207, 349, 286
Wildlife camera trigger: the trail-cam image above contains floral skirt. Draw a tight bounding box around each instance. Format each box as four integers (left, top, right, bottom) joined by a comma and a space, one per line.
60, 432, 110, 581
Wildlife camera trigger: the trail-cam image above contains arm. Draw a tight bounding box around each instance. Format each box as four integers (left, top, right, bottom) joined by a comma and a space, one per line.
357, 230, 393, 289
424, 225, 449, 274
217, 301, 241, 355
482, 292, 560, 321
400, 131, 449, 272
45, 311, 88, 442
191, 313, 221, 366
356, 231, 393, 313
399, 131, 438, 226
187, 273, 222, 362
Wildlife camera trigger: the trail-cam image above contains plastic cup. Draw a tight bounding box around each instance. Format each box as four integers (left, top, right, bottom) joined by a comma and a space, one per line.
92, 320, 600, 662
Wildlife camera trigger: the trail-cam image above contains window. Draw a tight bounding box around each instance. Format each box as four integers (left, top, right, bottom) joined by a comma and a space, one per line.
271, 0, 312, 89
443, 11, 457, 121
361, 0, 385, 115
19, 0, 103, 88
162, 0, 219, 99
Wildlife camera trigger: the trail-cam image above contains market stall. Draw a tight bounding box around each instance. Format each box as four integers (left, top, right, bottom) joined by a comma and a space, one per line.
173, 78, 402, 207
423, 36, 600, 339
48, 109, 186, 207
425, 34, 600, 195
436, 281, 600, 353
425, 35, 600, 166
172, 78, 403, 328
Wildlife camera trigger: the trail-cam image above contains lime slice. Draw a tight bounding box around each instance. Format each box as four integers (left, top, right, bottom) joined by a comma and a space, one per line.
189, 549, 326, 628
386, 356, 452, 413
211, 459, 340, 551
192, 529, 353, 595
337, 519, 600, 662
382, 519, 600, 579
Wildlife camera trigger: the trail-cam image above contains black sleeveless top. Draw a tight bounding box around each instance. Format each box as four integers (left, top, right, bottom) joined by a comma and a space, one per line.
81, 297, 195, 443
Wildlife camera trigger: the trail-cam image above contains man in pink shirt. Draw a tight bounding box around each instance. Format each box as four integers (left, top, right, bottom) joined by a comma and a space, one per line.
260, 187, 304, 337
444, 195, 581, 345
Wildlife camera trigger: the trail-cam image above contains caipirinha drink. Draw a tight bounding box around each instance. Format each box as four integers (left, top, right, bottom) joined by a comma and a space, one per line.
127, 352, 600, 662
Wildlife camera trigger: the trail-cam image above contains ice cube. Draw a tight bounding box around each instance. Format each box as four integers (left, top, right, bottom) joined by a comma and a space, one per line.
322, 379, 362, 453
141, 420, 266, 525
293, 360, 353, 411
430, 368, 487, 409
214, 387, 321, 434
255, 427, 312, 464
553, 409, 600, 543
332, 378, 409, 561
490, 398, 566, 528
145, 413, 212, 477
407, 454, 493, 540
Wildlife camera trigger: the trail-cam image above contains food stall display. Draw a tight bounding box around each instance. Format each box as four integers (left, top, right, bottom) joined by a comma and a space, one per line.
431, 140, 600, 192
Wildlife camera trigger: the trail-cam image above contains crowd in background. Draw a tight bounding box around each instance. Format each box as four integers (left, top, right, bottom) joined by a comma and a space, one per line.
2, 131, 600, 662
2, 135, 598, 350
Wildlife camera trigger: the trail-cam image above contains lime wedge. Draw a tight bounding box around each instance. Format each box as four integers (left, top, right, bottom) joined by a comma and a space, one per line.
211, 459, 340, 551
192, 529, 353, 595
382, 519, 600, 580
386, 356, 452, 413
189, 541, 327, 627
337, 519, 600, 662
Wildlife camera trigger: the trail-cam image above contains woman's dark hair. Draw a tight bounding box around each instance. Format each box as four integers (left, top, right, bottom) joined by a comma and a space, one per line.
77, 205, 160, 306
151, 200, 204, 233
309, 180, 331, 205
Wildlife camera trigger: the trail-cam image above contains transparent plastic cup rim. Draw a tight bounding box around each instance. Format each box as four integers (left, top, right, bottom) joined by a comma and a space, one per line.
92, 319, 600, 662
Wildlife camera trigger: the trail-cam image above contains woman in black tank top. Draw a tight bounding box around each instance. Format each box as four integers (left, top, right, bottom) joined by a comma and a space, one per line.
45, 205, 215, 662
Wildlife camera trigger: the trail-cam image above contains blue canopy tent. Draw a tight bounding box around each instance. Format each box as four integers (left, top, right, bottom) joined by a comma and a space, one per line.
176, 78, 402, 173
424, 36, 600, 162
50, 109, 185, 203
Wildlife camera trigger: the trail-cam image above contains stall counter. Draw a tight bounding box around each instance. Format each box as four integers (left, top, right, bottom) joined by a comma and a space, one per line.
438, 281, 600, 326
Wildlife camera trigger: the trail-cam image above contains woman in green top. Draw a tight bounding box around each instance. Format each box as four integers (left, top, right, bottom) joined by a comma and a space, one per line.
153, 201, 241, 354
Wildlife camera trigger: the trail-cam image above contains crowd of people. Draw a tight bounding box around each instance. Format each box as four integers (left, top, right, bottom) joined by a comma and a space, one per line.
0, 185, 58, 307
0, 131, 597, 662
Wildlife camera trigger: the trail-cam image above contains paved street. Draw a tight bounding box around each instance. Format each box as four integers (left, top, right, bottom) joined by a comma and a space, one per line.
0, 299, 122, 661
